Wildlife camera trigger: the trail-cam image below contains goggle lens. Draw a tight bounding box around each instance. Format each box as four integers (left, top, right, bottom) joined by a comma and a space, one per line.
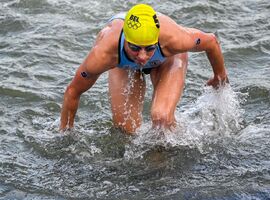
128, 43, 157, 52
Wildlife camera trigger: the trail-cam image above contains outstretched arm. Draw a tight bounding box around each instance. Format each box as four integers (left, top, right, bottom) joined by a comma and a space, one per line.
60, 64, 100, 131
59, 20, 121, 131
159, 16, 228, 87
185, 28, 229, 87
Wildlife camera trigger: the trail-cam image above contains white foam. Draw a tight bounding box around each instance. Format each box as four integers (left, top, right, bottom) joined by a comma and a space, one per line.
124, 85, 247, 160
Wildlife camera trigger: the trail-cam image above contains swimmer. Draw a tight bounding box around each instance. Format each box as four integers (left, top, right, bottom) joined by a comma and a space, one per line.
60, 4, 229, 134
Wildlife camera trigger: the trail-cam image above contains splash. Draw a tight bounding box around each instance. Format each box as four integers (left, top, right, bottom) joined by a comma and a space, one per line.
120, 70, 145, 131
124, 84, 247, 160
120, 70, 136, 128
184, 84, 246, 136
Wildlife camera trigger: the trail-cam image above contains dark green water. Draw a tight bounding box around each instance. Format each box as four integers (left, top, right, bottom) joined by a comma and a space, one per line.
0, 0, 270, 199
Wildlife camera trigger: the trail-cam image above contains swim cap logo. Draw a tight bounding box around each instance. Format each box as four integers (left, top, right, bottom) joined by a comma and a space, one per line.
153, 14, 160, 28
127, 14, 141, 30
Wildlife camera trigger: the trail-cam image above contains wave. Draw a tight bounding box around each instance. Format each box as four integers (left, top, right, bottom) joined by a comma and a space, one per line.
0, 86, 43, 101
0, 14, 29, 35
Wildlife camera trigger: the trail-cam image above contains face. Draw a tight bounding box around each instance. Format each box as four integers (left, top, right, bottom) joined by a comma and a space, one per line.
124, 41, 157, 66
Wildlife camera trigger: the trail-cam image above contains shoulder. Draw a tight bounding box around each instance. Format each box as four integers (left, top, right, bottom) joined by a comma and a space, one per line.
157, 14, 190, 56
158, 14, 184, 40
96, 20, 123, 48
82, 20, 123, 75
91, 20, 123, 66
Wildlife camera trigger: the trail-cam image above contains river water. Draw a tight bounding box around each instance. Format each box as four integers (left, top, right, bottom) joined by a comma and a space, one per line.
0, 0, 270, 199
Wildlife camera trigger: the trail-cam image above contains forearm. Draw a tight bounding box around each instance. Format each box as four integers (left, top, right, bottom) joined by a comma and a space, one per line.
206, 35, 227, 80
60, 86, 81, 130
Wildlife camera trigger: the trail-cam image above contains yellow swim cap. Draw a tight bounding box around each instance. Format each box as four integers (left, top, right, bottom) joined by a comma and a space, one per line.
123, 4, 160, 46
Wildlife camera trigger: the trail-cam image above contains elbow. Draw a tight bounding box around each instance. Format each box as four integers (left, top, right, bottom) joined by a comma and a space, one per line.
206, 33, 220, 52
208, 33, 219, 43
212, 34, 220, 46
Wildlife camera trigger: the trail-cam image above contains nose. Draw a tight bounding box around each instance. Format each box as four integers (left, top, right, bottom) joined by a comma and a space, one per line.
137, 50, 148, 63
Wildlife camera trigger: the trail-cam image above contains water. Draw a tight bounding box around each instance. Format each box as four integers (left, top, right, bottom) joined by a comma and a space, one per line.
1, 0, 270, 199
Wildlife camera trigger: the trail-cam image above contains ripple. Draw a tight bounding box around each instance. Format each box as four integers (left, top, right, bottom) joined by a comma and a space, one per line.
0, 14, 29, 35
240, 85, 270, 103
8, 0, 51, 12
42, 101, 61, 112
34, 74, 56, 82
0, 86, 43, 101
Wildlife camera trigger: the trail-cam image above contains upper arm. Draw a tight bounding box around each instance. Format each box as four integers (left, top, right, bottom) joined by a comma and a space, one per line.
182, 27, 218, 53
67, 23, 120, 95
159, 15, 218, 56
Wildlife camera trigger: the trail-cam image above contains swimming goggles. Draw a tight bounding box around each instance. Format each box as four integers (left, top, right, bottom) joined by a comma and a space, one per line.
128, 42, 157, 52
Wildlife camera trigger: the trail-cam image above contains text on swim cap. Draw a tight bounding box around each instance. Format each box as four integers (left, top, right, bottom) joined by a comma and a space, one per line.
153, 14, 160, 28
127, 15, 141, 30
130, 15, 139, 22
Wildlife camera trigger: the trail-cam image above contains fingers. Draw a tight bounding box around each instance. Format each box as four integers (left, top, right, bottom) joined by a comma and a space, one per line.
68, 111, 76, 128
60, 112, 75, 131
60, 117, 68, 131
207, 74, 229, 88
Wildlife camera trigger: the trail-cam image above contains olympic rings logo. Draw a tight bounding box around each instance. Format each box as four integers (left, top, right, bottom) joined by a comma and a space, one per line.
127, 20, 141, 29
127, 14, 141, 30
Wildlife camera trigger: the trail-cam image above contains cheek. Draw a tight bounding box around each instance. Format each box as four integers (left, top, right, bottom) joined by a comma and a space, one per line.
147, 51, 155, 57
128, 50, 139, 58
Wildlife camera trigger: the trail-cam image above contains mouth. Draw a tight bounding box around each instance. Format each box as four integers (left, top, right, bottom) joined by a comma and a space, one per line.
135, 59, 146, 66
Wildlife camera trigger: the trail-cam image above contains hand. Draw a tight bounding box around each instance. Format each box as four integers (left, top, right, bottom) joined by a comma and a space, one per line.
59, 89, 79, 132
206, 75, 229, 89
59, 105, 76, 132
59, 114, 74, 132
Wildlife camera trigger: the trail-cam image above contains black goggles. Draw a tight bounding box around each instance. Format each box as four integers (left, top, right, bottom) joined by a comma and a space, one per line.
128, 42, 157, 52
